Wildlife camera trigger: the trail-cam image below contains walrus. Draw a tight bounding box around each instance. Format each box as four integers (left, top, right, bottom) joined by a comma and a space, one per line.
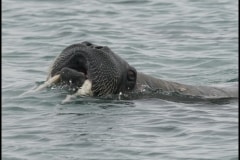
36, 41, 238, 103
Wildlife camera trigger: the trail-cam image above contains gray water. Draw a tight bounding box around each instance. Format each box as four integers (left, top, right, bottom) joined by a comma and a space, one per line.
2, 0, 238, 160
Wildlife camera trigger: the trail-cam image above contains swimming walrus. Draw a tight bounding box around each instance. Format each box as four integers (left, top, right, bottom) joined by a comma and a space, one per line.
37, 41, 238, 103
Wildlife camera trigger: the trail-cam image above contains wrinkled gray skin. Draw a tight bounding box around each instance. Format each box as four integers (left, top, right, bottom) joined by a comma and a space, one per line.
48, 41, 137, 96
48, 41, 238, 101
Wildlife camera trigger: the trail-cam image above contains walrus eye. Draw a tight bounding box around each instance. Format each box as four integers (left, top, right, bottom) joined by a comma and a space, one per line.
127, 70, 136, 81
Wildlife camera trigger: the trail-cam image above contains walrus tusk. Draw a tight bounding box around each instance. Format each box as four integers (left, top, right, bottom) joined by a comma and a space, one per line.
19, 74, 60, 97
61, 79, 93, 104
34, 74, 60, 91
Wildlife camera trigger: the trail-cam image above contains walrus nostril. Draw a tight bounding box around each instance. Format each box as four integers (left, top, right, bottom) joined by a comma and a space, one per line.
95, 46, 103, 49
82, 41, 92, 46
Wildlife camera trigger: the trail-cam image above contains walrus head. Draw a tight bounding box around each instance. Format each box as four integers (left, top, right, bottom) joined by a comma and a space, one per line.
47, 41, 137, 96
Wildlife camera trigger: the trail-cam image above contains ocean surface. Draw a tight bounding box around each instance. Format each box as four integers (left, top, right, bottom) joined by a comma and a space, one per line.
2, 0, 238, 160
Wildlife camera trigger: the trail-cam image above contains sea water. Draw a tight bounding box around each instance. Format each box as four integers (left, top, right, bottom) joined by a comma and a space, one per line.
2, 0, 238, 159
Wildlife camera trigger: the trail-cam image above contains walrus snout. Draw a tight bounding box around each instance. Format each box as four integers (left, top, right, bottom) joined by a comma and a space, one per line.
59, 67, 87, 88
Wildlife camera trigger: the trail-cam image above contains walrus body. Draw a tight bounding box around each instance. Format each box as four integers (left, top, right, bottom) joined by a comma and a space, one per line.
43, 41, 238, 102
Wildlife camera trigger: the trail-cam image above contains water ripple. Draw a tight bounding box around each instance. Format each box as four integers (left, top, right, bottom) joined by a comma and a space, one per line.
2, 0, 238, 159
